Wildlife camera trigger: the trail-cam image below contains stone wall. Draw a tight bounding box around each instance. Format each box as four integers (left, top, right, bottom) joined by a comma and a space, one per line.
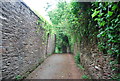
0, 1, 2, 80
0, 0, 55, 79
47, 34, 56, 55
74, 42, 113, 79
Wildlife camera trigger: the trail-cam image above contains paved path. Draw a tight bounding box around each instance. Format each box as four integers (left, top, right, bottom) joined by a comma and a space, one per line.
26, 54, 83, 79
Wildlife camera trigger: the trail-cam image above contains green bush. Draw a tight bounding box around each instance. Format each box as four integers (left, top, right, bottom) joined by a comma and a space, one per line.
74, 52, 80, 64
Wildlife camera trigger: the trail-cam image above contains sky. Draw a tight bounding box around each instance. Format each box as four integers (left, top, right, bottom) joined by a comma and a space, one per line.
22, 0, 71, 23
22, 0, 57, 23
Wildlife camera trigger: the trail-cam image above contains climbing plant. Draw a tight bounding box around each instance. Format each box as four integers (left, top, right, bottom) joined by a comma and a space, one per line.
48, 2, 94, 53
92, 2, 120, 79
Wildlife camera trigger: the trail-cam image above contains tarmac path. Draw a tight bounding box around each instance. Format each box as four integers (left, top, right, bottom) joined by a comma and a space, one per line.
26, 54, 82, 79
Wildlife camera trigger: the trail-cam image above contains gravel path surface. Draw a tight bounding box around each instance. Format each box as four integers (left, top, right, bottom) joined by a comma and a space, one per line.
26, 54, 83, 79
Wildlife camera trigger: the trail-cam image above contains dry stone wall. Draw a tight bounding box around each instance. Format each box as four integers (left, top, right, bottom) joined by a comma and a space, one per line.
74, 42, 113, 79
0, 0, 55, 79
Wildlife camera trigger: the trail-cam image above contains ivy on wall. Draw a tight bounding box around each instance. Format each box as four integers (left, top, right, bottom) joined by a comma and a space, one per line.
92, 2, 120, 79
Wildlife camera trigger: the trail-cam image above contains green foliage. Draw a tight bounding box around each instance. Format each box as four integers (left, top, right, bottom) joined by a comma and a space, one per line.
82, 75, 89, 79
48, 2, 94, 53
112, 73, 120, 80
74, 52, 80, 64
92, 2, 120, 79
92, 9, 100, 18
45, 1, 119, 78
74, 52, 85, 70
15, 75, 23, 80
92, 2, 120, 56
33, 10, 54, 42
77, 64, 84, 70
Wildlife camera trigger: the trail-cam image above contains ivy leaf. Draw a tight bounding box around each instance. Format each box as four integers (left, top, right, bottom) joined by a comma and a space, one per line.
108, 34, 113, 39
92, 10, 100, 18
103, 7, 106, 10
112, 5, 117, 11
100, 21, 106, 26
107, 50, 113, 55
94, 18, 100, 21
108, 11, 113, 17
98, 13, 104, 17
115, 18, 118, 23
97, 31, 104, 38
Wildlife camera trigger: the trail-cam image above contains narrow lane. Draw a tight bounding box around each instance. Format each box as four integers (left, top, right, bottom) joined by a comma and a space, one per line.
26, 54, 82, 79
